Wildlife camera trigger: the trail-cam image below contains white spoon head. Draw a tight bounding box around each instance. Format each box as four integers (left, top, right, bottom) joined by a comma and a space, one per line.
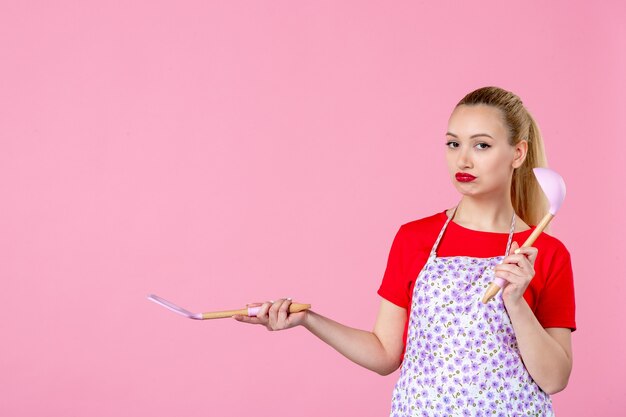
147, 294, 203, 320
533, 167, 566, 215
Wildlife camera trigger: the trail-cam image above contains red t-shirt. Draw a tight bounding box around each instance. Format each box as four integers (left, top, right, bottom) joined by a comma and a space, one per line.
377, 209, 577, 359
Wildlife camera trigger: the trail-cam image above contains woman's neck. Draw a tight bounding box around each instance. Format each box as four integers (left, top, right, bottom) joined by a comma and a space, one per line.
447, 196, 530, 233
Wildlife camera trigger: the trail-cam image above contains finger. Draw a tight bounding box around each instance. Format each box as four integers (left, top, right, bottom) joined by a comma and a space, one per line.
500, 252, 537, 277
495, 263, 527, 278
256, 302, 273, 321
277, 298, 291, 327
233, 315, 263, 325
513, 246, 538, 265
246, 302, 264, 308
269, 299, 285, 328
496, 264, 536, 287
500, 253, 533, 269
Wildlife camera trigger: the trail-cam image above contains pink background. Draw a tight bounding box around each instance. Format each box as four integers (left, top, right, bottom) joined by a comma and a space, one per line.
1, 1, 624, 416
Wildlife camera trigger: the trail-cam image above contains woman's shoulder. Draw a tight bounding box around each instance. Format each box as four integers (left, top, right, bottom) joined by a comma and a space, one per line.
396, 210, 448, 241
400, 210, 447, 230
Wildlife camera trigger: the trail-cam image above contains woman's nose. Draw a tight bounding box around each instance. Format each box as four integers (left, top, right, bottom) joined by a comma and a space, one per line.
457, 147, 472, 169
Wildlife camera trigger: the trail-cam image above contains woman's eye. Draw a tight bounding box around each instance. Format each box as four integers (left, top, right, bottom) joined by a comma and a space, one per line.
445, 141, 458, 148
476, 143, 491, 150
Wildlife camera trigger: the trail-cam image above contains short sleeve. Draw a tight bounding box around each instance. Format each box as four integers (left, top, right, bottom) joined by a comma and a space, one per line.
377, 225, 410, 308
534, 244, 577, 332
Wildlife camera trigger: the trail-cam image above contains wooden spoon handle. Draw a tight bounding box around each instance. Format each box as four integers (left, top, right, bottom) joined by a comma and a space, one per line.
201, 303, 312, 319
481, 212, 555, 304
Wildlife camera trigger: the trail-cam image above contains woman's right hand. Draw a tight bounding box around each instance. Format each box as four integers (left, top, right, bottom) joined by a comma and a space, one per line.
232, 298, 308, 331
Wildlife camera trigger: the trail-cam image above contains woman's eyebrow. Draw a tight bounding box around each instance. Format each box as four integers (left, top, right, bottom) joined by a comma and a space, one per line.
445, 132, 494, 139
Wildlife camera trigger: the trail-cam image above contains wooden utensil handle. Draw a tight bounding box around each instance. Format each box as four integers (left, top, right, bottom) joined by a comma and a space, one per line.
520, 212, 554, 248
481, 212, 555, 304
201, 303, 312, 320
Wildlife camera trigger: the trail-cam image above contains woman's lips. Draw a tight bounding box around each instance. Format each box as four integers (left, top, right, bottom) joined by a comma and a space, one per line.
455, 172, 476, 182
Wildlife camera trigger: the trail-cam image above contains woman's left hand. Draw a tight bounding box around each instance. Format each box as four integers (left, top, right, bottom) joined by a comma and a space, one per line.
494, 241, 538, 306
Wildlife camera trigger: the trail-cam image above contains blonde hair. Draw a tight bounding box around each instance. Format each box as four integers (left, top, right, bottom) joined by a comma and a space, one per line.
456, 86, 549, 227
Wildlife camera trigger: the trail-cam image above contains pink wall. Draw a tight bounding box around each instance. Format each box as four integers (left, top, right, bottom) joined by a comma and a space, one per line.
1, 1, 624, 415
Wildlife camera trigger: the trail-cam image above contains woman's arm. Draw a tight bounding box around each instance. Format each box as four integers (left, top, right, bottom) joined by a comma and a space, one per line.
234, 298, 406, 376
496, 240, 574, 394
504, 299, 573, 394
303, 299, 406, 375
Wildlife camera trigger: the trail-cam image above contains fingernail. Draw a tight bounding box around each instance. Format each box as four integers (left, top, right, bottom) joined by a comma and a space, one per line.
514, 249, 520, 254
269, 300, 274, 303
287, 297, 292, 301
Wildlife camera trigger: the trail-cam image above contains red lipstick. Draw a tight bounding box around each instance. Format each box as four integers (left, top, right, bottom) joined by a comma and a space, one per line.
455, 172, 476, 182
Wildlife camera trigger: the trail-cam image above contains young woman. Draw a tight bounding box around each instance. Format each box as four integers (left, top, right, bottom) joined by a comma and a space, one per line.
233, 86, 576, 417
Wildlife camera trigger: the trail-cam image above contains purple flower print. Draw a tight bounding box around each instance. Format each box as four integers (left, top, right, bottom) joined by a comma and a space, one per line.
389, 252, 554, 416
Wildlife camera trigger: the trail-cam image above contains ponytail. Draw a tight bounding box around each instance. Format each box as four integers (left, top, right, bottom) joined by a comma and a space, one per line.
511, 110, 549, 228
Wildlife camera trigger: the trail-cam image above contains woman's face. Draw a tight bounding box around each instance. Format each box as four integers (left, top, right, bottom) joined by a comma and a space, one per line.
445, 104, 527, 198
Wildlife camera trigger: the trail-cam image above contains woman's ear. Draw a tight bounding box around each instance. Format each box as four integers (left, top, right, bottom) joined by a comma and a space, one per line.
512, 139, 528, 169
